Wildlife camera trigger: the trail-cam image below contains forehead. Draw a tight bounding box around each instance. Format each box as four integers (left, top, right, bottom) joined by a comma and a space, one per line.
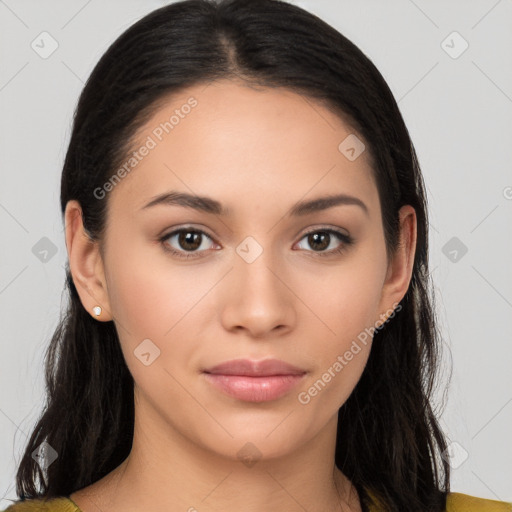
107, 79, 377, 215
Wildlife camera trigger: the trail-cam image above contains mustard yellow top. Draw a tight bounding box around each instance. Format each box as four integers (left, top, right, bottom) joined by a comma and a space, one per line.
2, 493, 512, 511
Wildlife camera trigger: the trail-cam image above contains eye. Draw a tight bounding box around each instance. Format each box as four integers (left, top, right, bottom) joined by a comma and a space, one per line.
160, 228, 218, 259
294, 228, 354, 256
159, 226, 354, 260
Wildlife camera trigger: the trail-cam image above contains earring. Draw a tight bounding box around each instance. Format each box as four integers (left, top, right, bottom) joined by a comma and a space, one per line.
93, 306, 102, 317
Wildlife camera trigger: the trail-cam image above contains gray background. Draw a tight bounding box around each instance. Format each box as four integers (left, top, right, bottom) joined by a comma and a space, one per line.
1, 0, 511, 505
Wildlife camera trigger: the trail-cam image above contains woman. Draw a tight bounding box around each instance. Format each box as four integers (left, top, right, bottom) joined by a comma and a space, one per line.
4, 0, 511, 511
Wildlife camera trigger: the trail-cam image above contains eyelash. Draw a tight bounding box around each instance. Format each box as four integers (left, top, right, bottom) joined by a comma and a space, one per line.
159, 226, 354, 260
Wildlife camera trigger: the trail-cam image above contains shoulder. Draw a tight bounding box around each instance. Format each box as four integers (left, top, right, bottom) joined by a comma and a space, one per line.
447, 492, 512, 511
2, 497, 80, 512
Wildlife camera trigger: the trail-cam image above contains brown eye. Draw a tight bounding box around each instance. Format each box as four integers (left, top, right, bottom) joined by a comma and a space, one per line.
160, 228, 217, 259
295, 229, 353, 255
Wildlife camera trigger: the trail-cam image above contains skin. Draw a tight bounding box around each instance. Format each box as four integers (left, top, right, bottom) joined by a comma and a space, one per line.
65, 79, 416, 512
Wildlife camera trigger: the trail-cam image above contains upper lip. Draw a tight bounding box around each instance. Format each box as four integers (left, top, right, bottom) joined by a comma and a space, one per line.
203, 358, 306, 377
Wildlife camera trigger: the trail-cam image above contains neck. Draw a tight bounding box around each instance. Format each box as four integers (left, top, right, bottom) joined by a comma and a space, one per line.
71, 395, 361, 512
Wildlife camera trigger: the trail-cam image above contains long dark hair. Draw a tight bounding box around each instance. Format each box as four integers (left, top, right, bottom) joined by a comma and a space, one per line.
13, 0, 450, 510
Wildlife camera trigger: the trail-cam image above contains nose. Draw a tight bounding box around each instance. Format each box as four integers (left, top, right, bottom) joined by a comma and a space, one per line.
219, 246, 296, 339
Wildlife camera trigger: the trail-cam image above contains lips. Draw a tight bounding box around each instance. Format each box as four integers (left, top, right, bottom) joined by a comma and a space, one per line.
204, 358, 306, 377
202, 359, 307, 402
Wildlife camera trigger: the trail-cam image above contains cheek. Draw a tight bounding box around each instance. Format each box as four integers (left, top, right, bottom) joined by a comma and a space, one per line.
299, 257, 385, 344
297, 282, 375, 415
293, 259, 384, 407
103, 245, 194, 379
105, 242, 204, 338
105, 250, 206, 418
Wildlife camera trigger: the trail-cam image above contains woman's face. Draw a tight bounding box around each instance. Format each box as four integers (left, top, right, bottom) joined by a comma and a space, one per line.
69, 79, 414, 463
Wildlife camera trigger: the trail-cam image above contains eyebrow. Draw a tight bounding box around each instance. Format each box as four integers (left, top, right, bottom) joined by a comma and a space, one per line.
141, 191, 369, 217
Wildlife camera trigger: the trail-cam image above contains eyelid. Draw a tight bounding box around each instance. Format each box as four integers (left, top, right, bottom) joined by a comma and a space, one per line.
298, 224, 350, 238
159, 224, 219, 245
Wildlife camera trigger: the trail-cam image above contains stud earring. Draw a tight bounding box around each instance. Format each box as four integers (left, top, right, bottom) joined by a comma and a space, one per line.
93, 306, 102, 317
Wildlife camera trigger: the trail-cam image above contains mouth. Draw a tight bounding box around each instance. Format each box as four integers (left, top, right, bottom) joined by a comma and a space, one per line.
202, 358, 307, 402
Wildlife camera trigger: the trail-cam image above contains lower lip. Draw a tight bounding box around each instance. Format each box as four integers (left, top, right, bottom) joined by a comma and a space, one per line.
203, 373, 305, 402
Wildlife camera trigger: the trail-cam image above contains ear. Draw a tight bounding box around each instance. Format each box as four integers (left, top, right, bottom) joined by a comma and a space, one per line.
376, 205, 417, 325
64, 200, 112, 322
